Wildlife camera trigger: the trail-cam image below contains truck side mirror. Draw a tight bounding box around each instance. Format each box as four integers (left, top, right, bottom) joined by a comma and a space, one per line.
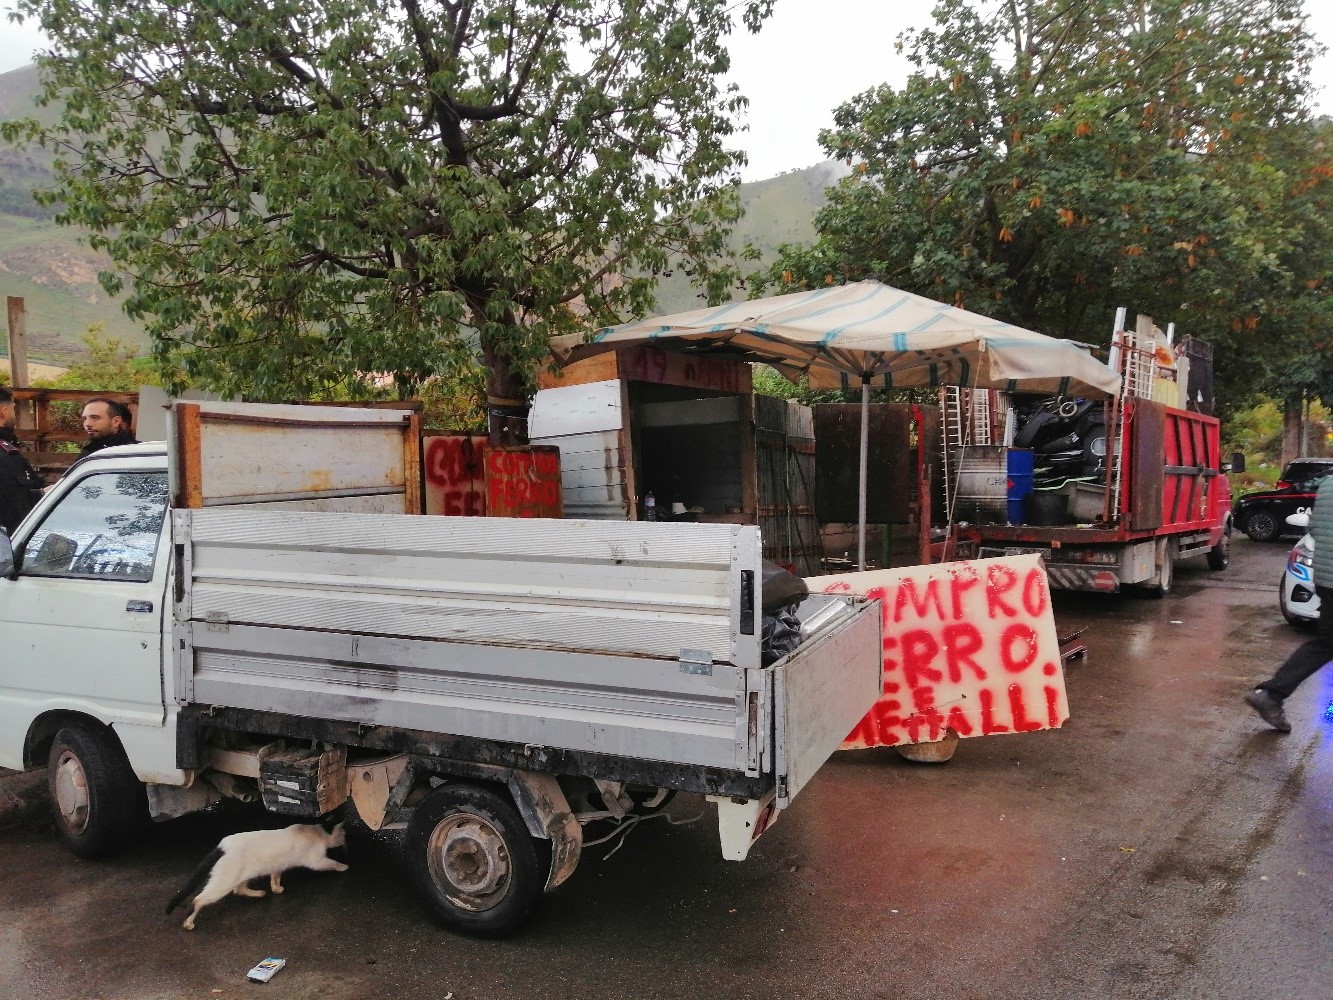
0, 532, 14, 578
1225, 452, 1245, 474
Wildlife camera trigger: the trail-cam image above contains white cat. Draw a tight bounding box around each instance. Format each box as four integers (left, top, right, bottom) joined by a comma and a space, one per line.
166, 821, 348, 930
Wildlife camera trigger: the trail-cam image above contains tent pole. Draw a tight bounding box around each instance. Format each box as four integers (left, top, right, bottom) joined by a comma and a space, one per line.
858, 376, 870, 571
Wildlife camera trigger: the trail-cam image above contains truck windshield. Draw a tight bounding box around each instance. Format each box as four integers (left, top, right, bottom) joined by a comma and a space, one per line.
21, 472, 169, 582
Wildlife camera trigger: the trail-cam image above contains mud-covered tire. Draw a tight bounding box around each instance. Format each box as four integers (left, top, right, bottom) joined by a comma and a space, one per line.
1244, 511, 1278, 543
404, 784, 551, 939
1142, 538, 1176, 599
47, 724, 149, 859
1207, 524, 1231, 570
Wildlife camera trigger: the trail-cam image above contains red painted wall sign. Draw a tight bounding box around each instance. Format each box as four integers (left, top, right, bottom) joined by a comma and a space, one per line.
618, 345, 750, 394
815, 554, 1070, 749
423, 435, 488, 516
425, 438, 564, 519
486, 446, 563, 519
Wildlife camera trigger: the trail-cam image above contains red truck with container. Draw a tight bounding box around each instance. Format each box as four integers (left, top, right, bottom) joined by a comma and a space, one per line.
954, 319, 1235, 596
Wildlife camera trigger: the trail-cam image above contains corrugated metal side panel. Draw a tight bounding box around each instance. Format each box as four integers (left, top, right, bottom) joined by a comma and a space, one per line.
180, 509, 758, 666
529, 380, 623, 437
186, 623, 748, 770
535, 428, 627, 519
530, 381, 628, 520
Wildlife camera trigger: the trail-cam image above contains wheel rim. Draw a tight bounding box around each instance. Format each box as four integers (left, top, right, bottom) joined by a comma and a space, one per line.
425, 812, 511, 912
53, 749, 91, 835
1250, 513, 1275, 538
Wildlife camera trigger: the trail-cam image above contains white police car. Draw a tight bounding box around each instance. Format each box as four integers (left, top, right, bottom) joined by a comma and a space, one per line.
1280, 511, 1320, 628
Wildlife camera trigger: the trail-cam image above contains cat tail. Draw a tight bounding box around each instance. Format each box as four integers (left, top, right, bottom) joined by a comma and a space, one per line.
165, 847, 224, 914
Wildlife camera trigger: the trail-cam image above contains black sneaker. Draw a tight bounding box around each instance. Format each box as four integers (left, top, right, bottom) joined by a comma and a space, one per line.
1245, 690, 1291, 733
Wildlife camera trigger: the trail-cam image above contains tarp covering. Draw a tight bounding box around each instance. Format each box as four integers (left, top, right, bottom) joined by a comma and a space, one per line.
551, 280, 1120, 399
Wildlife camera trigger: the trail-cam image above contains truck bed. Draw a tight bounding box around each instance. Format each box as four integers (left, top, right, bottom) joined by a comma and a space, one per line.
172, 509, 880, 792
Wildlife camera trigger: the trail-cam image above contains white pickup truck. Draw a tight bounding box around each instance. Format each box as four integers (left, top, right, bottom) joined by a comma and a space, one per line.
0, 400, 880, 937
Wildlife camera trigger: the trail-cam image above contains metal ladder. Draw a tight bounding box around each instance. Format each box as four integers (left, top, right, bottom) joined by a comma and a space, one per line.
1120, 329, 1156, 402
1109, 319, 1158, 517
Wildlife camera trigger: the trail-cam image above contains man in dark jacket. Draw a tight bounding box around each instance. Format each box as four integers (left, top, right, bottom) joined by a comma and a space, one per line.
0, 386, 45, 535
1246, 473, 1333, 732
79, 397, 138, 456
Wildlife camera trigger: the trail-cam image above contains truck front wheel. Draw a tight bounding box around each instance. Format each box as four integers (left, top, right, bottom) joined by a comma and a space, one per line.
1207, 523, 1231, 570
404, 784, 552, 938
47, 724, 149, 859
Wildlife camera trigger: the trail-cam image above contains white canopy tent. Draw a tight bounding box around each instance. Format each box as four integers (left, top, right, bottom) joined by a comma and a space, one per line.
551, 280, 1121, 569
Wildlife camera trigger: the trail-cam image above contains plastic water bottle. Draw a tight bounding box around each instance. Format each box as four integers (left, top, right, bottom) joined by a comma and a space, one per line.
644, 491, 657, 521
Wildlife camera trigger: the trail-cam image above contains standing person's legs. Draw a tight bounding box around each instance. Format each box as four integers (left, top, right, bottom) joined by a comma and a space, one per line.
1247, 585, 1333, 730
1263, 585, 1333, 697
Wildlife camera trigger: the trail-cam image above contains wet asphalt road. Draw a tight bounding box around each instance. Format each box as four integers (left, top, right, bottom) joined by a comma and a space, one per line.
2, 535, 1330, 1000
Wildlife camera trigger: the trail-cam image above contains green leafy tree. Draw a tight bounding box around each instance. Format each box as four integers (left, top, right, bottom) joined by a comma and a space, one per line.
1233, 119, 1333, 459
758, 0, 1322, 412
44, 324, 163, 392
4, 0, 773, 441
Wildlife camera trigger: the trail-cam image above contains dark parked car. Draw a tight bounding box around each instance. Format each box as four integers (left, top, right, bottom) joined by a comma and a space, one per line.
1234, 458, 1333, 542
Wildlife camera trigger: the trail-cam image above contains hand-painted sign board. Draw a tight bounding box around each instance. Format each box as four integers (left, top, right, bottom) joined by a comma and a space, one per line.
424, 436, 563, 519
812, 554, 1069, 749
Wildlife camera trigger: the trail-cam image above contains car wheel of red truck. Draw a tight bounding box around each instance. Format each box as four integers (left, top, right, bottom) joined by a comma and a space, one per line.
1244, 511, 1278, 542
405, 783, 552, 938
47, 724, 149, 859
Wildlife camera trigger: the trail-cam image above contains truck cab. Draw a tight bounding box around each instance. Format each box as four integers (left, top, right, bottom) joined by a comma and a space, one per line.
0, 445, 179, 783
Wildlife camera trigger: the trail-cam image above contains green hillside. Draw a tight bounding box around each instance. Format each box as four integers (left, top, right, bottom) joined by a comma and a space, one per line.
0, 61, 840, 361
650, 159, 847, 315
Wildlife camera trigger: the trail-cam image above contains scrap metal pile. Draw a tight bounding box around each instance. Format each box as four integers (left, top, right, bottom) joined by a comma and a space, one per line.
1012, 397, 1108, 492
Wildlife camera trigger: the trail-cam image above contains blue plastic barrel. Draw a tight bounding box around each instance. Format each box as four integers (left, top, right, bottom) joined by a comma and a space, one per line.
1006, 449, 1035, 523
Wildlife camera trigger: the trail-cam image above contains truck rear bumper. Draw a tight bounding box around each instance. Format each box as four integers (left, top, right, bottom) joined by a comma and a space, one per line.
978, 546, 1122, 593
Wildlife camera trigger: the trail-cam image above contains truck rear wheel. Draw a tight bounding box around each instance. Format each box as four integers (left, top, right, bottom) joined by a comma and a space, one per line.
47, 724, 149, 859
404, 784, 552, 938
1142, 538, 1176, 599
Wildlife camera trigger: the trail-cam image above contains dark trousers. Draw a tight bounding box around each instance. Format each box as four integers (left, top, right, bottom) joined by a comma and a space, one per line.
1262, 584, 1333, 700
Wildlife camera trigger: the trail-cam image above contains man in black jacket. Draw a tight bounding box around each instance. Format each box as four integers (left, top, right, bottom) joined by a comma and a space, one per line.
79, 397, 139, 456
0, 386, 45, 534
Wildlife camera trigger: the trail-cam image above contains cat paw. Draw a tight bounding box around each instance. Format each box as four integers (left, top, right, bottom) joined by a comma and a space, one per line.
182, 919, 195, 931
271, 885, 284, 894
334, 861, 350, 872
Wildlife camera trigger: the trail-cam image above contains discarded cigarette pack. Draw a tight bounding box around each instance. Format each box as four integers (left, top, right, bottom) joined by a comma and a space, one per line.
246, 958, 287, 983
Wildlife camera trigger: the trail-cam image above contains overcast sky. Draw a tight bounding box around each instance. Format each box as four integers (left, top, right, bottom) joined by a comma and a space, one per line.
2, 1, 1332, 182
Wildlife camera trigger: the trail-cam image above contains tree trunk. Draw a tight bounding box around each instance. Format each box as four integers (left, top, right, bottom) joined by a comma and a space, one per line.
480, 337, 530, 446
1281, 393, 1303, 469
